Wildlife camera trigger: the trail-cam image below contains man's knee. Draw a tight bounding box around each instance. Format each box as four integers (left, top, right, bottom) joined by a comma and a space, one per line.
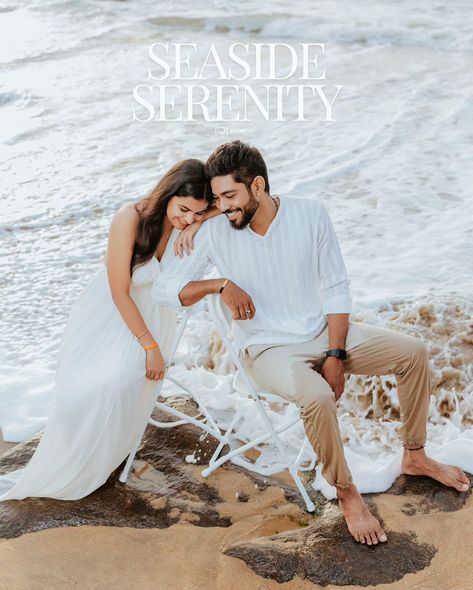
292, 362, 336, 408
395, 335, 429, 376
404, 336, 429, 361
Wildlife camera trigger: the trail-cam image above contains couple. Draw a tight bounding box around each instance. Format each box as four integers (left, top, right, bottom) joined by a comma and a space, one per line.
0, 141, 469, 548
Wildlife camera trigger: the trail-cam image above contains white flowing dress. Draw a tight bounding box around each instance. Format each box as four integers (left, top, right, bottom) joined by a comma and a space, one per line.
0, 228, 179, 501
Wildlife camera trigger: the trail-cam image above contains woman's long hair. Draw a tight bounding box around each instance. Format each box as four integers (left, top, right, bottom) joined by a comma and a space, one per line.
131, 159, 211, 273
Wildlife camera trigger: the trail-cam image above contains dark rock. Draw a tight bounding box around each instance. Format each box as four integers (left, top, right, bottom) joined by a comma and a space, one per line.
236, 491, 249, 502
231, 464, 325, 514
0, 477, 178, 540
0, 396, 231, 539
387, 472, 473, 514
224, 502, 437, 586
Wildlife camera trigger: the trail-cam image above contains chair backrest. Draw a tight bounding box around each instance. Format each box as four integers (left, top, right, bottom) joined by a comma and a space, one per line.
207, 294, 259, 394
208, 294, 246, 368
207, 294, 233, 337
206, 295, 289, 407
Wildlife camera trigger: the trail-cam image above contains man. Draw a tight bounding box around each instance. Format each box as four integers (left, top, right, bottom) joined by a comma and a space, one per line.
152, 140, 469, 545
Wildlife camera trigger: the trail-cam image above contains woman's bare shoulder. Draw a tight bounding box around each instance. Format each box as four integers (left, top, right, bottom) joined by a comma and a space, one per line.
111, 202, 140, 225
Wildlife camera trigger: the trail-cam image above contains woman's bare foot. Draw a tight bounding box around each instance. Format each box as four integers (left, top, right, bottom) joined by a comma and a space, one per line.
337, 483, 387, 545
401, 447, 470, 492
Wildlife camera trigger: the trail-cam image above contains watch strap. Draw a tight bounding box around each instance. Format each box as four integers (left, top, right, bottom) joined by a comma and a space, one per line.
324, 348, 347, 360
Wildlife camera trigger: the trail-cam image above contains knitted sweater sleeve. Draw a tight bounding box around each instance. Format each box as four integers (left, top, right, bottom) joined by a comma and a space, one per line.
315, 200, 352, 315
152, 223, 213, 308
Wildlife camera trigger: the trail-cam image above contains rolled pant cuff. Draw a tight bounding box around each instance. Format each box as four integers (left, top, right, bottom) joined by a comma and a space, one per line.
333, 480, 352, 490
324, 475, 353, 490
403, 439, 426, 449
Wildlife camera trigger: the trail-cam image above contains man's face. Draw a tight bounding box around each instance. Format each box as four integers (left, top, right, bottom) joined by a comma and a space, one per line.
210, 175, 259, 230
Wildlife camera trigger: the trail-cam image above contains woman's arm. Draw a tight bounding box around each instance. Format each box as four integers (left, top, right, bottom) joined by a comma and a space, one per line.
200, 203, 221, 222
106, 205, 165, 380
174, 204, 222, 257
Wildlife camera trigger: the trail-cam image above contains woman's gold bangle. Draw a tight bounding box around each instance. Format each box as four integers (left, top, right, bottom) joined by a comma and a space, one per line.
136, 328, 149, 341
143, 342, 159, 351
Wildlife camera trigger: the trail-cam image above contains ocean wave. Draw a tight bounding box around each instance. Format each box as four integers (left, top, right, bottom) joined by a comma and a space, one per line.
147, 13, 293, 35
262, 18, 468, 49
0, 90, 25, 106
0, 5, 17, 13
145, 12, 470, 50
0, 200, 107, 233
3, 6, 470, 71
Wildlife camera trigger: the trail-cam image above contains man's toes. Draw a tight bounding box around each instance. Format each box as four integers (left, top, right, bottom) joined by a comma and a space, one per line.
456, 480, 469, 492
377, 529, 388, 542
458, 471, 470, 486
360, 535, 366, 544
369, 531, 378, 545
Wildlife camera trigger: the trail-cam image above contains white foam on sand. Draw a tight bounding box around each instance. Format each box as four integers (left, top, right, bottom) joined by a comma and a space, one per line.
155, 294, 473, 499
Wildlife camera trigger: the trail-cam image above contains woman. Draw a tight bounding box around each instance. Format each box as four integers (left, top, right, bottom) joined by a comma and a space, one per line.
0, 159, 218, 501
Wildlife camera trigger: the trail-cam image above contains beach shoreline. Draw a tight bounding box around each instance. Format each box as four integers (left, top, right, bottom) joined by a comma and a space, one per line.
1, 410, 473, 590
0, 432, 16, 456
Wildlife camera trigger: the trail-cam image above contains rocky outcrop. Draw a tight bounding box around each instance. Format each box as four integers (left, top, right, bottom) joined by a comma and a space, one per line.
224, 500, 436, 586
0, 396, 232, 539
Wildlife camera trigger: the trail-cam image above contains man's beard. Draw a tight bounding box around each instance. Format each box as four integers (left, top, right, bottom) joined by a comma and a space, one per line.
226, 191, 259, 230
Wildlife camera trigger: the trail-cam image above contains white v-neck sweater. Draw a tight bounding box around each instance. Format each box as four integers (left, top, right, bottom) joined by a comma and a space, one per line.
152, 195, 352, 351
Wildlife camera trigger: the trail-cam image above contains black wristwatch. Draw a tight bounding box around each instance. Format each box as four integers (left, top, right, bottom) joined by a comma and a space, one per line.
324, 348, 347, 360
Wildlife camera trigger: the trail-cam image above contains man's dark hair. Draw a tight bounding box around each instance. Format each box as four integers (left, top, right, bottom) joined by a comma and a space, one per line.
204, 140, 270, 194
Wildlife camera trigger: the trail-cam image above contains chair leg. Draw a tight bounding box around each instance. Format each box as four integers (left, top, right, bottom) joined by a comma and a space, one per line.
166, 375, 221, 434
119, 380, 165, 483
287, 466, 316, 512
119, 431, 144, 484
264, 424, 316, 512
153, 402, 224, 440
295, 435, 316, 471
202, 416, 301, 476
202, 432, 316, 512
202, 430, 274, 476
207, 410, 243, 466
212, 320, 316, 512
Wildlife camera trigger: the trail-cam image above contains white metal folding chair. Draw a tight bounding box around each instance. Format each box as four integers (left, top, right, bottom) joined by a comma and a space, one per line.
204, 295, 316, 512
119, 308, 224, 484
120, 299, 316, 513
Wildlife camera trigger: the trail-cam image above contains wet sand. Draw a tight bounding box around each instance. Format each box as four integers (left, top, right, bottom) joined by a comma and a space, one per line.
0, 434, 15, 456
1, 430, 472, 590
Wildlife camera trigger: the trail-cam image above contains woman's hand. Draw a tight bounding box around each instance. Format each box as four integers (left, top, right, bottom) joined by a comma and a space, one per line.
145, 346, 166, 381
174, 221, 202, 258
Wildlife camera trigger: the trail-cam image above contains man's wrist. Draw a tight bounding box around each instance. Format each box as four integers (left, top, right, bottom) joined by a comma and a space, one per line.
208, 278, 228, 295
219, 278, 229, 294
324, 348, 347, 360
324, 355, 344, 363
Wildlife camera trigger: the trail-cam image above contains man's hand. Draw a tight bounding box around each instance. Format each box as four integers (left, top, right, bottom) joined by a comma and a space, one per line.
220, 280, 256, 320
321, 356, 345, 401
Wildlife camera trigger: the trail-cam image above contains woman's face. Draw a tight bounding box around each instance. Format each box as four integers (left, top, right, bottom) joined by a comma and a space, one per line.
166, 196, 209, 229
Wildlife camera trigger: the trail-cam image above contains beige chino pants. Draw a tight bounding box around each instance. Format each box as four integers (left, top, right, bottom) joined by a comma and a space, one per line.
239, 321, 431, 489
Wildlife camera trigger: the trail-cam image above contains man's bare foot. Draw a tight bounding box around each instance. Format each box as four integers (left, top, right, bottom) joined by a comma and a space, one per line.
401, 447, 470, 492
337, 483, 387, 545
